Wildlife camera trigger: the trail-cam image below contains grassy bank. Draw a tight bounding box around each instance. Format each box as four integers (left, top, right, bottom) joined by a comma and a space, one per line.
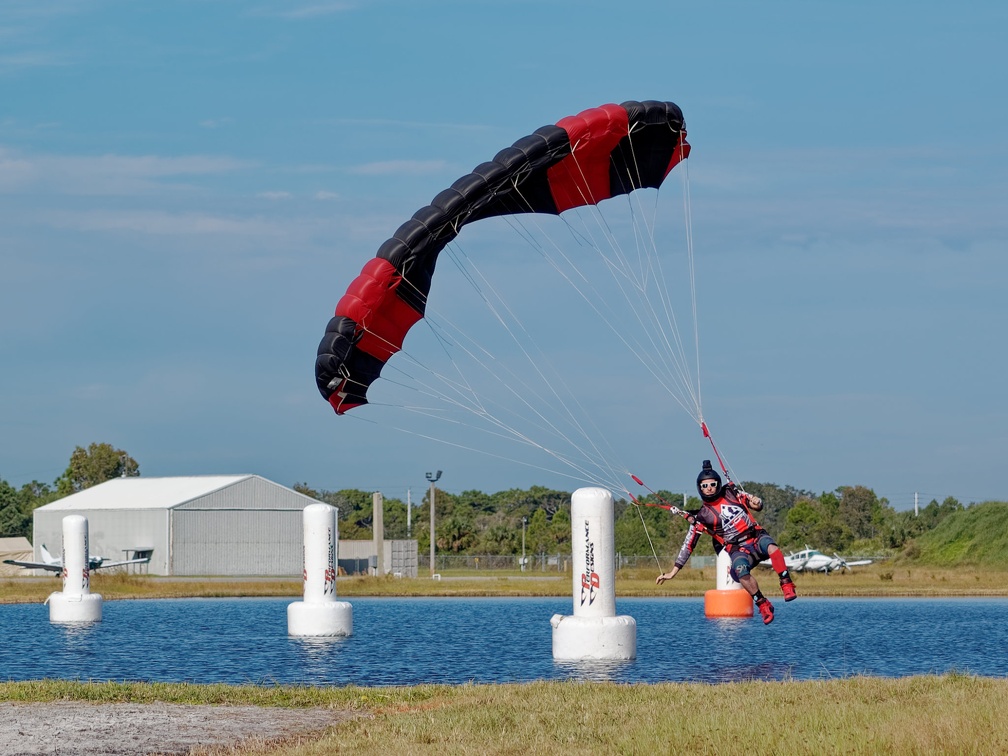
3, 562, 1008, 604
2, 674, 1007, 754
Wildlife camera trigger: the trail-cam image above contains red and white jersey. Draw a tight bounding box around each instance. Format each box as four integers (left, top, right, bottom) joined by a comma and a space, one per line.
674, 489, 761, 568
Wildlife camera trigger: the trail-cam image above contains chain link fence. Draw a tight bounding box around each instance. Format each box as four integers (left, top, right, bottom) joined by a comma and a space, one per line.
417, 553, 715, 572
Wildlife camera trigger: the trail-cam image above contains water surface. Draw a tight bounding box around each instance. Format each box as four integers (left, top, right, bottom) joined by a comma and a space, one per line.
1, 597, 1005, 685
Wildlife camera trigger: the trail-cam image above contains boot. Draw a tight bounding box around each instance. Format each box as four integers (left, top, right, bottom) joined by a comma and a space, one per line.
781, 577, 797, 602
756, 597, 774, 625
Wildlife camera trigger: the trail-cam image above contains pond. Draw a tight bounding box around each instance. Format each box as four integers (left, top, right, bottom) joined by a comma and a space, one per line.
2, 597, 1005, 685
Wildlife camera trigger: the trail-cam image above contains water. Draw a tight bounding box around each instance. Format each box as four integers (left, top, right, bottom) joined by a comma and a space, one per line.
1, 597, 1006, 686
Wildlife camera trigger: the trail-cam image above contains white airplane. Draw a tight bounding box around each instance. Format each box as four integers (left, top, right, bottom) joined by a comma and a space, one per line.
764, 546, 873, 573
3, 544, 151, 574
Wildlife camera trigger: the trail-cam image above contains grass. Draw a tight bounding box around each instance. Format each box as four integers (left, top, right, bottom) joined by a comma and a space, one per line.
3, 562, 1008, 605
2, 674, 1007, 754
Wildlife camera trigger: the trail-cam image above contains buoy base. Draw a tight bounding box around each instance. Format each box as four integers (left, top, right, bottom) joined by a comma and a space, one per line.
287, 600, 353, 637
704, 588, 753, 617
550, 614, 636, 660
48, 592, 103, 623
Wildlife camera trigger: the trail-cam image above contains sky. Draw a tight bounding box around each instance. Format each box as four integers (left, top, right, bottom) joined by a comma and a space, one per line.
1, 0, 1006, 510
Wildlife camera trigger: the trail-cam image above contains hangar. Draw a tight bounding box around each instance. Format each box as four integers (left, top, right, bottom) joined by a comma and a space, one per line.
30, 475, 417, 577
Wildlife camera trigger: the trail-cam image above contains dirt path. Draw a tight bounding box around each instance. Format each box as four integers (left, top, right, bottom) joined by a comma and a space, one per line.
0, 701, 353, 755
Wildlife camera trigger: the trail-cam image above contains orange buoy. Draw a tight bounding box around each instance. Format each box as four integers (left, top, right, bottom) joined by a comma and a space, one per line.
704, 588, 753, 617
703, 550, 753, 617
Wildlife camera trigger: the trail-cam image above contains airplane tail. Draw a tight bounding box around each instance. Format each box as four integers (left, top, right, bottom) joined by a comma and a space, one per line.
39, 544, 58, 564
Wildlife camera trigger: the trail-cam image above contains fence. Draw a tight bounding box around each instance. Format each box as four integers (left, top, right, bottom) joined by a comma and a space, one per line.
416, 554, 715, 572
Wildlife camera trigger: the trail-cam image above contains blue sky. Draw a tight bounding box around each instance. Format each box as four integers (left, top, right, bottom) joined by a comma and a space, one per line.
2, 1, 1005, 509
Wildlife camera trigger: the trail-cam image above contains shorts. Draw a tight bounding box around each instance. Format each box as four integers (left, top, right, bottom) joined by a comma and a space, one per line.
728, 533, 776, 581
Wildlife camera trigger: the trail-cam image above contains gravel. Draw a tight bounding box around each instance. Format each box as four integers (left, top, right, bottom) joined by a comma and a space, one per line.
0, 701, 354, 755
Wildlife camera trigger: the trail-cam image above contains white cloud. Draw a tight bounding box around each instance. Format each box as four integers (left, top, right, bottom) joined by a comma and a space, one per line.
249, 2, 355, 19
0, 50, 70, 71
314, 191, 339, 200
349, 159, 448, 177
199, 118, 233, 129
257, 191, 292, 200
0, 146, 253, 195
47, 209, 288, 237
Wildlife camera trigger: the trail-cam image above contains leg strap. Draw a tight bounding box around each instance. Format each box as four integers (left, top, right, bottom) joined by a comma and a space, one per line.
770, 548, 787, 574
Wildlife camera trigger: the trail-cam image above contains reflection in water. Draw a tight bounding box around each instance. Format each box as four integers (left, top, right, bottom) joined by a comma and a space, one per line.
290, 635, 347, 669
553, 658, 634, 682
57, 622, 101, 640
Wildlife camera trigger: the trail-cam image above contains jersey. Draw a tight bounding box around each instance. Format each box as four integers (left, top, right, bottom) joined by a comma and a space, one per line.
673, 488, 763, 569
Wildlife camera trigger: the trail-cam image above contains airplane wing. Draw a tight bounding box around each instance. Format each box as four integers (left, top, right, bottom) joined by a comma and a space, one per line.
844, 559, 873, 567
2, 558, 63, 573
90, 555, 152, 570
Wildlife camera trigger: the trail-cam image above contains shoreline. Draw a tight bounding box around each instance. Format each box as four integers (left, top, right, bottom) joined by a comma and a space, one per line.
4, 563, 1008, 604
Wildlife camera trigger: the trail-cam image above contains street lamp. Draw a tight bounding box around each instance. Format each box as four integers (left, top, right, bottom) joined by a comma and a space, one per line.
426, 470, 442, 577
521, 516, 528, 572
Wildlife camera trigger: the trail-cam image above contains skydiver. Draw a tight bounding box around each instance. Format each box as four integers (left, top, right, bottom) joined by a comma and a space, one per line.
655, 460, 796, 625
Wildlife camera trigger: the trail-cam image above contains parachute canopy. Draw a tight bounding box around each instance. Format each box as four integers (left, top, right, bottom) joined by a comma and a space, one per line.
316, 100, 689, 414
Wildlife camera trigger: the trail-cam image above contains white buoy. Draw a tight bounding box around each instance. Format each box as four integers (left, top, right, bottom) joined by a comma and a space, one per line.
288, 503, 353, 636
551, 487, 636, 659
47, 514, 102, 623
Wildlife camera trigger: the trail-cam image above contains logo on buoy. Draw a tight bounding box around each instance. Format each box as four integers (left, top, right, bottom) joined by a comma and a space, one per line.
325, 527, 336, 595
580, 520, 600, 606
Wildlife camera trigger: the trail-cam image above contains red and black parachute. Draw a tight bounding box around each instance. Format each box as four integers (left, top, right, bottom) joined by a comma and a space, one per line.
316, 100, 690, 414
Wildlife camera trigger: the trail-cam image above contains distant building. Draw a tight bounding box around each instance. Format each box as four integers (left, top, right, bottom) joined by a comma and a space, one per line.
0, 537, 33, 577
29, 475, 417, 577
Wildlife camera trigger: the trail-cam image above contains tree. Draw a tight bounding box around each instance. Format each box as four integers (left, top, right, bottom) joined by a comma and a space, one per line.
779, 499, 821, 548
549, 507, 571, 549
0, 478, 58, 538
525, 508, 551, 554
55, 443, 139, 496
741, 481, 814, 536
438, 513, 478, 553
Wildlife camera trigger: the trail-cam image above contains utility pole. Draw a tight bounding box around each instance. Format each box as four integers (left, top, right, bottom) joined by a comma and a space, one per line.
426, 470, 442, 577
521, 516, 527, 572
372, 491, 384, 576
406, 488, 412, 537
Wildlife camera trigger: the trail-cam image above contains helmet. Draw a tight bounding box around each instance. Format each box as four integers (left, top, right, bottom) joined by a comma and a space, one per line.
696, 459, 722, 503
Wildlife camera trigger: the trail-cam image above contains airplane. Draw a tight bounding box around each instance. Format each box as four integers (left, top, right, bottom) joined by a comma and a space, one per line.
3, 544, 151, 573
762, 546, 873, 573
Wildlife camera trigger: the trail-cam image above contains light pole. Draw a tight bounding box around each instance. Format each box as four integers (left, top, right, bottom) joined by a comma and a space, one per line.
426, 470, 441, 577
521, 516, 527, 572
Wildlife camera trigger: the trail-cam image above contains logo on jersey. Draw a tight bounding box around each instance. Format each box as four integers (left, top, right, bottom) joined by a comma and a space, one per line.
718, 503, 748, 534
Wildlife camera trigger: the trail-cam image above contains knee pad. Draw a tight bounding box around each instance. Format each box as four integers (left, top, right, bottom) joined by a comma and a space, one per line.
731, 555, 751, 580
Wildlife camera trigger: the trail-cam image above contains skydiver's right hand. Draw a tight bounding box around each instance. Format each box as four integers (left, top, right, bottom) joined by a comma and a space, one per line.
656, 566, 679, 584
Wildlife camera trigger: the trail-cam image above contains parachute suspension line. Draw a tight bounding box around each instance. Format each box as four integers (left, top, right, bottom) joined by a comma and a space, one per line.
620, 155, 703, 419
584, 199, 701, 422
340, 410, 621, 488
502, 140, 699, 416
566, 137, 703, 422
493, 178, 698, 417
379, 343, 626, 493
496, 148, 703, 425
372, 274, 603, 475
682, 158, 703, 426
634, 501, 664, 571
501, 209, 702, 424
701, 421, 742, 492
383, 238, 631, 492
435, 242, 630, 490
